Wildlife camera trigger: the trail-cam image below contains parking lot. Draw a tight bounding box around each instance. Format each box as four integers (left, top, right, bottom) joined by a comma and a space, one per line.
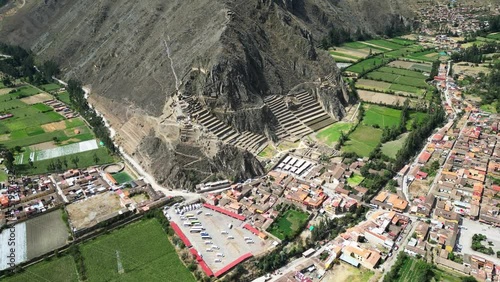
167, 204, 272, 272
458, 218, 500, 265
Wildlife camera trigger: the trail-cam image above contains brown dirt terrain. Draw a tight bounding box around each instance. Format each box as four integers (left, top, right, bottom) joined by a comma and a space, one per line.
388, 60, 415, 69
409, 179, 430, 199
41, 120, 67, 132
0, 88, 14, 95
29, 141, 57, 150
356, 79, 391, 90
66, 192, 122, 231
323, 262, 378, 282
20, 92, 53, 104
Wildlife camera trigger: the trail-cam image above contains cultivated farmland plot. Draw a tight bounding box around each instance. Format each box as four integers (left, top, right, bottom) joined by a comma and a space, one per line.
35, 139, 98, 161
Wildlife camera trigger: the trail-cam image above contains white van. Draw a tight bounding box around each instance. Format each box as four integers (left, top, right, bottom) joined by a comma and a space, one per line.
244, 236, 250, 240
227, 235, 234, 239
212, 245, 220, 250
216, 253, 225, 257
204, 241, 212, 244
214, 259, 221, 263
221, 230, 228, 234
206, 248, 213, 252
205, 212, 212, 216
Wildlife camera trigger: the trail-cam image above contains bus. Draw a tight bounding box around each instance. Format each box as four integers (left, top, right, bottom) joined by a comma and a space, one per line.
191, 220, 200, 225
186, 213, 195, 217
201, 235, 212, 239
183, 221, 192, 227
190, 227, 203, 233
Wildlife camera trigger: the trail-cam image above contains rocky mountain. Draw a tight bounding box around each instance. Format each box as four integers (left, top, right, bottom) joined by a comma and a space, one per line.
0, 0, 417, 189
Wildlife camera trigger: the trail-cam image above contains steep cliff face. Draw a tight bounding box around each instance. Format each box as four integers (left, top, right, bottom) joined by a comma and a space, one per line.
0, 0, 416, 188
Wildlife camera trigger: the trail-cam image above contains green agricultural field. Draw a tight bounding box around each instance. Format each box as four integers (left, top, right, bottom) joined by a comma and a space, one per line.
381, 133, 409, 159
343, 41, 371, 49
268, 209, 309, 240
365, 71, 429, 88
57, 91, 71, 105
480, 102, 498, 113
316, 122, 353, 146
377, 67, 427, 79
384, 45, 424, 58
486, 32, 500, 40
3, 255, 79, 282
15, 85, 41, 96
81, 218, 195, 282
388, 38, 415, 46
362, 104, 402, 128
365, 39, 404, 50
406, 50, 440, 62
342, 125, 383, 157
347, 173, 364, 186
113, 171, 133, 184
40, 83, 62, 92
15, 147, 116, 175
410, 63, 432, 72
346, 57, 389, 73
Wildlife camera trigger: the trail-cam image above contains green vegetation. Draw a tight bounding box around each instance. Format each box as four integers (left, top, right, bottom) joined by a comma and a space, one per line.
406, 50, 441, 62
378, 67, 427, 79
362, 104, 402, 128
330, 51, 361, 60
346, 57, 390, 74
40, 83, 61, 92
366, 39, 404, 50
342, 125, 383, 157
268, 209, 309, 240
315, 122, 353, 146
365, 71, 429, 88
113, 171, 133, 184
384, 253, 476, 282
81, 218, 195, 282
2, 255, 79, 282
389, 84, 426, 95
388, 38, 415, 46
471, 234, 495, 255
258, 144, 277, 158
347, 173, 365, 186
57, 91, 71, 105
381, 133, 409, 159
16, 147, 116, 175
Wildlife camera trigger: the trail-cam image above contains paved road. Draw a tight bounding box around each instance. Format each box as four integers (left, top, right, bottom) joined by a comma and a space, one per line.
379, 221, 418, 281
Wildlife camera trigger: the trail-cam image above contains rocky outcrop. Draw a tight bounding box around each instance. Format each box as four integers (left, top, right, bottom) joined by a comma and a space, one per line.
0, 0, 418, 188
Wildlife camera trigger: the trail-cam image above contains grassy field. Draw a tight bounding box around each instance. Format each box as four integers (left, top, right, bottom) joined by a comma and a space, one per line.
258, 144, 277, 158
330, 51, 361, 60
362, 104, 402, 128
406, 50, 441, 62
388, 38, 415, 46
81, 218, 195, 282
268, 209, 309, 240
381, 133, 409, 159
377, 67, 427, 79
365, 71, 429, 88
486, 32, 500, 40
366, 39, 404, 50
480, 102, 498, 113
346, 57, 390, 74
113, 171, 133, 184
384, 45, 424, 58
57, 91, 71, 105
315, 122, 353, 146
342, 125, 383, 157
3, 255, 79, 282
347, 173, 364, 186
40, 83, 62, 92
16, 147, 116, 175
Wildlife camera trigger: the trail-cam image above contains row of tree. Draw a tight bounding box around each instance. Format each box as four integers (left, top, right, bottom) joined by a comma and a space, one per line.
451, 42, 500, 63
67, 79, 116, 153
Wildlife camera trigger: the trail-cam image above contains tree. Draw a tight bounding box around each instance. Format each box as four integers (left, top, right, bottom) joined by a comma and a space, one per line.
1, 149, 15, 172
71, 156, 80, 167
2, 76, 13, 87
14, 146, 21, 153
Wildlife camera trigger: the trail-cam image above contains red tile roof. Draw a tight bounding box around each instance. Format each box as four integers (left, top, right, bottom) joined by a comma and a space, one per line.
203, 203, 246, 221
214, 253, 253, 277
170, 222, 192, 248
243, 223, 259, 235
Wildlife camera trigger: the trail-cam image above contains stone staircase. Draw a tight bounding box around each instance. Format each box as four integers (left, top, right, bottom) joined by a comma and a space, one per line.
292, 92, 335, 132
265, 95, 312, 138
181, 99, 268, 155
